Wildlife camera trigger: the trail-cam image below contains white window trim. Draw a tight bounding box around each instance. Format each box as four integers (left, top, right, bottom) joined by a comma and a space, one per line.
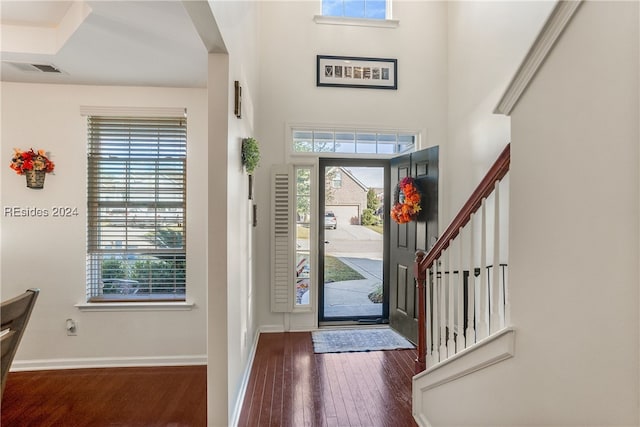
81, 106, 189, 308
313, 15, 399, 28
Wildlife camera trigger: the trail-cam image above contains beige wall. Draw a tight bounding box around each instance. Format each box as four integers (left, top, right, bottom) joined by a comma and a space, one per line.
206, 1, 261, 424
509, 1, 639, 422
254, 0, 449, 332
444, 0, 555, 223
419, 1, 640, 424
1, 83, 208, 366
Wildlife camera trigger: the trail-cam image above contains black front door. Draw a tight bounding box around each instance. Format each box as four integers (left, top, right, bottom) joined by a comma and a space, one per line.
389, 146, 439, 343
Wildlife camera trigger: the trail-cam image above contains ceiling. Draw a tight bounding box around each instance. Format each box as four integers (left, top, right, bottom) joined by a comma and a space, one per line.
0, 1, 214, 87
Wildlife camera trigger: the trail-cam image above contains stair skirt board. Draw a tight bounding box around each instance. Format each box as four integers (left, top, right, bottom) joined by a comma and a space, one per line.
412, 327, 515, 425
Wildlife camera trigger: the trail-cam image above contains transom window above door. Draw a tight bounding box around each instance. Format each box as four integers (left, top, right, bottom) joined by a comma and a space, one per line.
291, 127, 417, 156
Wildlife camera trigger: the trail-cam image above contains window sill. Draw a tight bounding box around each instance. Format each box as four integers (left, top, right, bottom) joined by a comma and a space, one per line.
313, 15, 399, 28
75, 301, 196, 312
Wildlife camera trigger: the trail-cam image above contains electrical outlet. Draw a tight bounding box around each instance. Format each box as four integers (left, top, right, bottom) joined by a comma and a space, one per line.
66, 319, 78, 336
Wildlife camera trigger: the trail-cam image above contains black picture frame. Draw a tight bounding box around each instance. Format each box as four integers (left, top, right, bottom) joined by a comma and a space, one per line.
316, 55, 397, 90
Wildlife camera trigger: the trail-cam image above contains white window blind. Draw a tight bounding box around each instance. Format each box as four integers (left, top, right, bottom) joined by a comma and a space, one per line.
86, 116, 187, 302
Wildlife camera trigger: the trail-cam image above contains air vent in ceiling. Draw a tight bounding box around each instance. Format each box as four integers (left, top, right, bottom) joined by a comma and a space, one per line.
31, 64, 61, 73
4, 61, 62, 73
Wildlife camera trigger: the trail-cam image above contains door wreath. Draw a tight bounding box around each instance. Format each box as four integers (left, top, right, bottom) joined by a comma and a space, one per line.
390, 176, 422, 224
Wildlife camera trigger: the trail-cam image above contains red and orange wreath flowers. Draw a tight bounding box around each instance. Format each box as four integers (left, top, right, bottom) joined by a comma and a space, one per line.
390, 177, 422, 224
10, 148, 55, 175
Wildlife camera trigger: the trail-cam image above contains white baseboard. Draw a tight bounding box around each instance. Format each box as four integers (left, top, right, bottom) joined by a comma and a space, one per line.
259, 324, 285, 333
11, 354, 207, 371
230, 327, 262, 427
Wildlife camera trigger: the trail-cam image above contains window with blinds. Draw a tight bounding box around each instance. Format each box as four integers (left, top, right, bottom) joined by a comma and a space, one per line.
86, 116, 187, 302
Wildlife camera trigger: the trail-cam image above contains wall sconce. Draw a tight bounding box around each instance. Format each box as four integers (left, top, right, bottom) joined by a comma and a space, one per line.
234, 80, 242, 119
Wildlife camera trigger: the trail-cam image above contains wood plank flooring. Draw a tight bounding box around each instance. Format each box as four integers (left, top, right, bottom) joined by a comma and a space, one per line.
238, 332, 418, 427
2, 332, 417, 426
1, 365, 207, 426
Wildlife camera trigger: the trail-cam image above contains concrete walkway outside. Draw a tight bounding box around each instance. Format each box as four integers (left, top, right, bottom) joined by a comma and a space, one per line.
299, 224, 385, 318
323, 256, 383, 318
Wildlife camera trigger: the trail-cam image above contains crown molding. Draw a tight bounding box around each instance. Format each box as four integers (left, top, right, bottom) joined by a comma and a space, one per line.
494, 0, 583, 116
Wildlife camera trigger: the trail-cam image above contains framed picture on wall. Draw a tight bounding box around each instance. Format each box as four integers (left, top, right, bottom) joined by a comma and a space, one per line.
316, 55, 397, 90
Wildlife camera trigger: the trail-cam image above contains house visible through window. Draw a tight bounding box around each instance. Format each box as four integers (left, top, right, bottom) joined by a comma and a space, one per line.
86, 115, 187, 302
322, 0, 388, 19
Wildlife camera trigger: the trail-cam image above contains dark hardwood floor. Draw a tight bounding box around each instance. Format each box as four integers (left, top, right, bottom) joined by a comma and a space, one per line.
238, 332, 418, 427
2, 332, 417, 427
1, 365, 207, 426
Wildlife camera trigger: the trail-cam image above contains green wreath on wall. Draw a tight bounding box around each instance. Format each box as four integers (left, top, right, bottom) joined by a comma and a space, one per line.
241, 137, 260, 174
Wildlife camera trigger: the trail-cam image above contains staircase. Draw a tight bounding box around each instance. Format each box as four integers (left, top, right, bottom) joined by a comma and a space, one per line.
412, 144, 514, 424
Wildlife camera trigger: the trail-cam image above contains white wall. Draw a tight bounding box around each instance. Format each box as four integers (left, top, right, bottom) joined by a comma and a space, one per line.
0, 3, 262, 425
445, 0, 554, 223
254, 0, 449, 331
206, 1, 261, 424
418, 1, 640, 424
509, 1, 639, 422
0, 83, 208, 366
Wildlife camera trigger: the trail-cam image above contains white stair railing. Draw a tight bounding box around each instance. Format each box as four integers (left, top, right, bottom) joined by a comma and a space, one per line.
415, 144, 510, 373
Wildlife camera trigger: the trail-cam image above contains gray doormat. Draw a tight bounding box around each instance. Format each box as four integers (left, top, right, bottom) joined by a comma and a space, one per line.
312, 328, 415, 353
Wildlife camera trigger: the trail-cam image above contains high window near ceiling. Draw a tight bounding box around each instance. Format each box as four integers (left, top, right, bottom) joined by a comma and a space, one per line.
322, 0, 389, 19
86, 115, 187, 302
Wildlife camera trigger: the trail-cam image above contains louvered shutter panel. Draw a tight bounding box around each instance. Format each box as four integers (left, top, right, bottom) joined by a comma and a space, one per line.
271, 165, 294, 312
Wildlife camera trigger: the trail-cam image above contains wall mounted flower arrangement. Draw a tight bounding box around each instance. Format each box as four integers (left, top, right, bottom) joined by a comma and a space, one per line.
9, 148, 55, 189
241, 137, 260, 199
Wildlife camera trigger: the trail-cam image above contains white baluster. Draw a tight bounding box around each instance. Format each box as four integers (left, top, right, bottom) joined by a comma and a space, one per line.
457, 227, 465, 352
447, 242, 455, 358
490, 182, 502, 333
439, 255, 447, 360
503, 265, 511, 327
477, 199, 489, 340
432, 260, 440, 364
466, 213, 476, 346
425, 266, 433, 365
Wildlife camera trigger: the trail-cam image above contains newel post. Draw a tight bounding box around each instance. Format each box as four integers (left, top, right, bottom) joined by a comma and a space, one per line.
414, 250, 427, 373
